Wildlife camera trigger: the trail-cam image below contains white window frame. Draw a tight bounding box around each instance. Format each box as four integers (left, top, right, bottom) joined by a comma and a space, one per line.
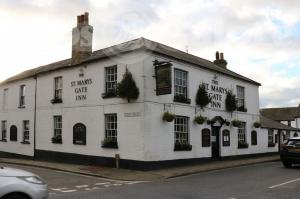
54, 116, 62, 138
236, 85, 245, 108
1, 120, 7, 140
105, 114, 117, 141
54, 77, 63, 99
105, 66, 117, 94
174, 116, 189, 144
19, 85, 26, 107
23, 120, 29, 142
238, 122, 246, 143
174, 69, 188, 98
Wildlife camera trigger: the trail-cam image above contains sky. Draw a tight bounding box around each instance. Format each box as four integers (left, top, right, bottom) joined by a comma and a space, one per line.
0, 0, 300, 108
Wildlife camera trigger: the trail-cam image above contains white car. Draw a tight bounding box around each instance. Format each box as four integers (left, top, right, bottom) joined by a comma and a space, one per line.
0, 166, 48, 199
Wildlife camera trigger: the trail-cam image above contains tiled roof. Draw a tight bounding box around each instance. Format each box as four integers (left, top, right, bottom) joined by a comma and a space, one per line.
260, 115, 300, 131
260, 107, 300, 121
0, 37, 261, 86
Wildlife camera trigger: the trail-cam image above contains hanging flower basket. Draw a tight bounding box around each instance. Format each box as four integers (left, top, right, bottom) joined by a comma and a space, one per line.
253, 121, 261, 128
162, 112, 175, 122
194, 115, 207, 125
231, 119, 242, 127
225, 121, 231, 126
238, 141, 249, 149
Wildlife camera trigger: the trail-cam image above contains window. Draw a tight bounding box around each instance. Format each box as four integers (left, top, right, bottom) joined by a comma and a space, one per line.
236, 86, 245, 111
174, 116, 189, 144
3, 88, 8, 109
53, 116, 62, 143
73, 123, 86, 145
19, 85, 26, 107
238, 122, 246, 143
54, 77, 62, 100
222, 130, 230, 147
1, 121, 7, 141
10, 125, 17, 141
268, 129, 274, 144
293, 132, 298, 137
104, 65, 117, 97
155, 62, 172, 95
251, 131, 257, 145
202, 128, 211, 147
105, 114, 117, 142
22, 120, 30, 143
174, 69, 189, 103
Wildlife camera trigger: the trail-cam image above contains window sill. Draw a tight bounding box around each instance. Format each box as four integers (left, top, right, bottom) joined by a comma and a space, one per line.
10, 140, 17, 142
173, 96, 191, 104
73, 141, 86, 145
101, 145, 119, 149
21, 141, 30, 144
18, 106, 25, 109
0, 139, 7, 142
52, 140, 63, 144
51, 98, 63, 104
174, 144, 192, 151
102, 92, 117, 99
237, 107, 247, 112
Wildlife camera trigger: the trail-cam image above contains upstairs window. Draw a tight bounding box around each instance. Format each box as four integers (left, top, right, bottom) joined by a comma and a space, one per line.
174, 69, 190, 103
54, 77, 63, 101
236, 86, 245, 111
1, 121, 7, 141
19, 85, 25, 108
22, 120, 30, 143
103, 65, 117, 98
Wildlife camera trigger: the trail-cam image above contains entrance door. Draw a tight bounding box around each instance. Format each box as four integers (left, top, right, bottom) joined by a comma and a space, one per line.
211, 126, 220, 159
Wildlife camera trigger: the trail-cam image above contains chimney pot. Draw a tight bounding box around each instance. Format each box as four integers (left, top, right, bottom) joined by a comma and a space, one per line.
84, 12, 89, 25
215, 51, 219, 60
77, 16, 80, 26
220, 52, 224, 60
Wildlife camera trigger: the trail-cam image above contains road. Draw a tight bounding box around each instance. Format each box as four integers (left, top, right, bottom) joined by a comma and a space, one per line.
2, 162, 300, 199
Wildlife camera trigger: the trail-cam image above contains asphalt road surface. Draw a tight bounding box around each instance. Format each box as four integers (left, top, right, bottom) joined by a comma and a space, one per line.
2, 162, 300, 199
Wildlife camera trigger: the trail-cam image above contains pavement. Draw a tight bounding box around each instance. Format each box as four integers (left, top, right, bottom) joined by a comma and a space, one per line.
0, 154, 279, 181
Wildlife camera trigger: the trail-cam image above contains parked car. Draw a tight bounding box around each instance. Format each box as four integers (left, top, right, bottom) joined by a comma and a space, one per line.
0, 166, 48, 199
280, 136, 300, 168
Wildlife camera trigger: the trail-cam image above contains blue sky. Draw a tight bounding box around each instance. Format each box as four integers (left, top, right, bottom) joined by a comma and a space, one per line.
0, 0, 300, 108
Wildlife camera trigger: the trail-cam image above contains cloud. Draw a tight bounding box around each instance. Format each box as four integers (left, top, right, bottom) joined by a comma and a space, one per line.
0, 0, 299, 108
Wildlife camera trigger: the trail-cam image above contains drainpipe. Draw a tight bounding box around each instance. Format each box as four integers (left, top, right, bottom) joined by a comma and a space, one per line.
33, 76, 37, 159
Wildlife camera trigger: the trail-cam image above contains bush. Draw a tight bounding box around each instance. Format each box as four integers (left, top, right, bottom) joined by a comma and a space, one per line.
174, 142, 192, 151
253, 121, 261, 128
232, 119, 242, 127
162, 112, 175, 122
194, 115, 207, 125
238, 141, 249, 149
101, 138, 118, 149
195, 83, 211, 109
117, 68, 139, 102
225, 91, 237, 113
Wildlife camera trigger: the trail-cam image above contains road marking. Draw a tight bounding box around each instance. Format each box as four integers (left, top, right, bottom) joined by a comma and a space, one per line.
76, 185, 89, 188
95, 182, 110, 185
61, 189, 77, 193
269, 178, 300, 189
51, 188, 67, 191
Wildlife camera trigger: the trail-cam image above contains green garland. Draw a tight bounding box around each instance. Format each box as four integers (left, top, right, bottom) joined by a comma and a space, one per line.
117, 68, 140, 102
225, 90, 237, 113
195, 83, 211, 109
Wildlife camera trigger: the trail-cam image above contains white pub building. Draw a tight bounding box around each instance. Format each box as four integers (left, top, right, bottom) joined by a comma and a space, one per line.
0, 13, 289, 170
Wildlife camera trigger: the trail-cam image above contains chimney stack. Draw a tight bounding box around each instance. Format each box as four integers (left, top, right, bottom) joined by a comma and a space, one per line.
213, 51, 227, 68
71, 12, 93, 65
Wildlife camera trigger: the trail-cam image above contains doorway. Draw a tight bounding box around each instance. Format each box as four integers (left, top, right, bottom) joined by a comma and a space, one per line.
211, 126, 221, 159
